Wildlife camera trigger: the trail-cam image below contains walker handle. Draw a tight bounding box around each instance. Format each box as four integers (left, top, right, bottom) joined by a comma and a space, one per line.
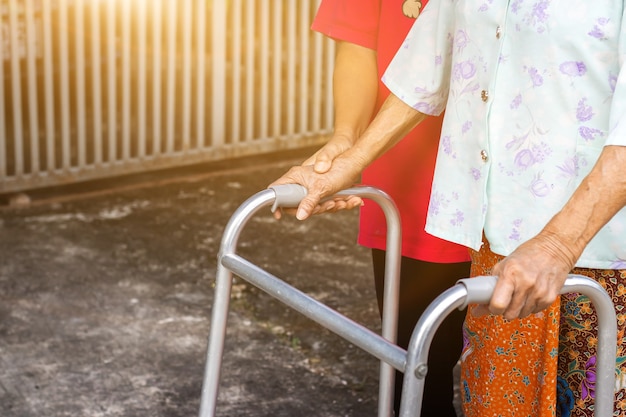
269, 184, 308, 213
456, 276, 498, 309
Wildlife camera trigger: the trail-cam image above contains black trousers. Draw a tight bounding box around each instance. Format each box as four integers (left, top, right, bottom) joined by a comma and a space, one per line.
371, 249, 470, 417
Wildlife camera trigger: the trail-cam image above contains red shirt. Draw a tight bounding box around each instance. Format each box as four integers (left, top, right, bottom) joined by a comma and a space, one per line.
312, 0, 470, 263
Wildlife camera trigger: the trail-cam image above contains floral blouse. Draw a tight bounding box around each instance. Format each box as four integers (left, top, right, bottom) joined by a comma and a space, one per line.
382, 0, 626, 269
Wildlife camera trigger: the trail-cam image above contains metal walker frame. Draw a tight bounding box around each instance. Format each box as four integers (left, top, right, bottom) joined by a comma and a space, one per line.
199, 185, 617, 417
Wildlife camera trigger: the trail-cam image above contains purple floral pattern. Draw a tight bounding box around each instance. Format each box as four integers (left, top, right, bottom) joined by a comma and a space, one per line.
558, 268, 626, 416
576, 98, 594, 122
382, 0, 626, 264
560, 62, 588, 78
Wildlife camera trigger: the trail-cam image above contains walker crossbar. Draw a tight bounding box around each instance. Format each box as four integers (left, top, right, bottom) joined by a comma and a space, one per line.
220, 252, 407, 372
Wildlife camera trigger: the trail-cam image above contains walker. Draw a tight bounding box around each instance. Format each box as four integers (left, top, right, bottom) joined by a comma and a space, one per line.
198, 184, 617, 417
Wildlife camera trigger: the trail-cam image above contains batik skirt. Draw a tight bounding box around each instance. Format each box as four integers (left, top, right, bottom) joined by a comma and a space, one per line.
460, 240, 626, 417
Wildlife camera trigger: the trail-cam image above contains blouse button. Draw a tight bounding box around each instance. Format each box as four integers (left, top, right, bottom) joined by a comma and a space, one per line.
480, 150, 489, 162
481, 90, 489, 102
496, 26, 502, 39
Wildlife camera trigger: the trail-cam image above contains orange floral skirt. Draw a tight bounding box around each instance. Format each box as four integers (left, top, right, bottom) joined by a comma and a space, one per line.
460, 240, 626, 417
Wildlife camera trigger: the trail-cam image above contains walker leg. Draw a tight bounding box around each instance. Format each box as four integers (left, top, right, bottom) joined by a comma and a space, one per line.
198, 264, 234, 417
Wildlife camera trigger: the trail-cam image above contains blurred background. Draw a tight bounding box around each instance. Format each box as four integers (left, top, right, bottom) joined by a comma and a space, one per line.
0, 2, 387, 416
0, 0, 335, 197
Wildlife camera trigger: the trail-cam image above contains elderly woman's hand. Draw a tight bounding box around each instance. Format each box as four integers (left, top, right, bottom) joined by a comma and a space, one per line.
269, 156, 363, 220
473, 232, 577, 320
271, 135, 364, 220
269, 94, 428, 220
302, 133, 356, 175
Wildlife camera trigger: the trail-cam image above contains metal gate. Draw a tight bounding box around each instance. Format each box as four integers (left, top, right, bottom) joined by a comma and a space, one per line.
0, 0, 335, 194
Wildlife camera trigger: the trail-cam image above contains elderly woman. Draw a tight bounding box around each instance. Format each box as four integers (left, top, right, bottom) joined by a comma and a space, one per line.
272, 1, 626, 416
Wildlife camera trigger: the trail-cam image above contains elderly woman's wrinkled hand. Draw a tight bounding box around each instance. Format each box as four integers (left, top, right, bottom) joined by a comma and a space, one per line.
302, 134, 356, 175
472, 232, 576, 320
269, 159, 362, 220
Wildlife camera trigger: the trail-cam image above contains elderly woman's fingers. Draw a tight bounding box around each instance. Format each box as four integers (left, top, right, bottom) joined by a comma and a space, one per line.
346, 195, 364, 209
318, 196, 364, 214
296, 194, 324, 220
486, 235, 570, 320
269, 158, 361, 220
272, 207, 299, 220
487, 274, 516, 317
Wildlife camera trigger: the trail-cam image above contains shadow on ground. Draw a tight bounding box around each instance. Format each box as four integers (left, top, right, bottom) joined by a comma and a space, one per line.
0, 149, 383, 417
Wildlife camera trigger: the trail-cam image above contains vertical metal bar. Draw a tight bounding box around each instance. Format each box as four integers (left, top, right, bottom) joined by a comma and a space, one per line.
106, 0, 117, 163
554, 276, 618, 417
195, 0, 206, 149
0, 4, 6, 178
58, 0, 71, 170
137, 0, 147, 158
165, 0, 177, 153
259, 2, 269, 139
230, 0, 241, 143
42, 0, 55, 170
152, 0, 162, 156
181, 0, 192, 152
91, 0, 103, 165
311, 25, 323, 132
199, 263, 235, 417
399, 286, 468, 417
379, 210, 402, 417
25, 0, 40, 174
311, 1, 324, 132
198, 190, 276, 417
211, 0, 226, 147
75, 0, 87, 167
324, 37, 335, 130
298, 3, 310, 135
350, 186, 403, 417
9, 0, 24, 176
271, 0, 282, 137
121, 0, 131, 160
285, 3, 296, 137
244, 0, 254, 142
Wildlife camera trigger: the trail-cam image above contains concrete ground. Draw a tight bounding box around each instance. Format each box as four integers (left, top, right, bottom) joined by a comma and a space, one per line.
0, 148, 385, 417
